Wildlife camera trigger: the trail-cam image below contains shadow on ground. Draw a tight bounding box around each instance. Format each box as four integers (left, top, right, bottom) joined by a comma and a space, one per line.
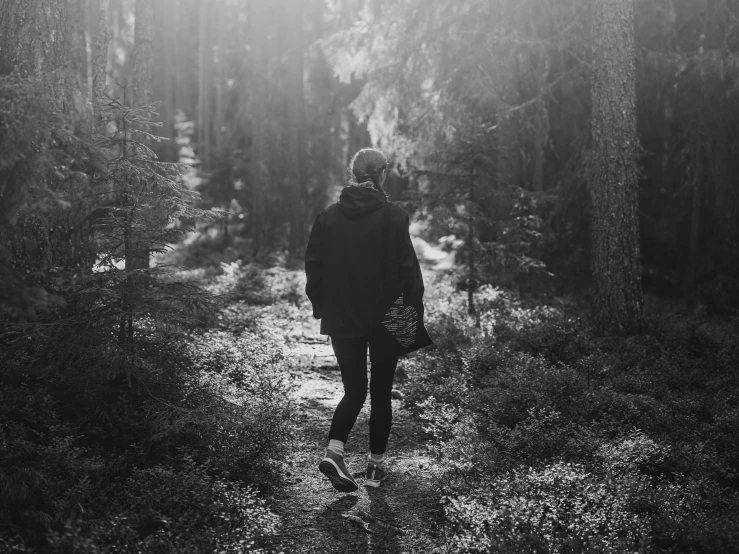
273, 322, 442, 553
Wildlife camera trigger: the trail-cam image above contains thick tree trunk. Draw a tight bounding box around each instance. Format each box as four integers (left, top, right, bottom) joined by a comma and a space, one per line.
286, 0, 306, 257
590, 0, 643, 335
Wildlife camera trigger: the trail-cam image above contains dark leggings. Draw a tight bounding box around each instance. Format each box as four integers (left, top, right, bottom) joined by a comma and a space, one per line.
328, 336, 398, 455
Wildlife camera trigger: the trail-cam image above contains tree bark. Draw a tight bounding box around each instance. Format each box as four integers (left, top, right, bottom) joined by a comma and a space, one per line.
590, 0, 643, 335
286, 0, 306, 257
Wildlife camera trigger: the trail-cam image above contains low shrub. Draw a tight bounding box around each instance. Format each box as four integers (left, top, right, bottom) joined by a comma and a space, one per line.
0, 262, 300, 552
209, 260, 306, 308
44, 458, 280, 554
406, 272, 739, 552
444, 462, 652, 553
153, 330, 294, 483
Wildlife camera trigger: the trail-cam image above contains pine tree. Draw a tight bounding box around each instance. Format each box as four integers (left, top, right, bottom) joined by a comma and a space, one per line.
90, 93, 216, 349
590, 0, 643, 334
249, 0, 270, 253
286, 0, 307, 258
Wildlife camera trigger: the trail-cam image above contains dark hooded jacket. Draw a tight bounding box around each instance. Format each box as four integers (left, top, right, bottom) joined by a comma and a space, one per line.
305, 185, 425, 337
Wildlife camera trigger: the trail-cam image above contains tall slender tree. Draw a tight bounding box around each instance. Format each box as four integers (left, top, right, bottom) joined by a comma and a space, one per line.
132, 0, 153, 108
68, 0, 89, 94
286, 0, 306, 257
198, 0, 212, 170
130, 0, 154, 271
92, 0, 110, 101
153, 0, 176, 141
249, 0, 270, 253
214, 0, 227, 151
590, 0, 643, 334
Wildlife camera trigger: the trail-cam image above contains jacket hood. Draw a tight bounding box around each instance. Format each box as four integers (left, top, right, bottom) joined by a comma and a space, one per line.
338, 185, 388, 220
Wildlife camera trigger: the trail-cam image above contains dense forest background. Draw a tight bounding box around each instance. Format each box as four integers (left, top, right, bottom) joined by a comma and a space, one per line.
4, 0, 739, 314
3, 0, 739, 552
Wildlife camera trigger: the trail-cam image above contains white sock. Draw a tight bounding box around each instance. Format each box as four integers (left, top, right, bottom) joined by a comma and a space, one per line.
327, 439, 344, 457
369, 452, 386, 467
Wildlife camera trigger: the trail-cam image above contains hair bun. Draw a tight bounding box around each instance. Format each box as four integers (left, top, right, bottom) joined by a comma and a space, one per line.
349, 147, 389, 194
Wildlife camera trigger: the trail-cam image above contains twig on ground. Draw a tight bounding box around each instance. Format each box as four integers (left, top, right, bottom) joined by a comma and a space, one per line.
359, 511, 406, 531
342, 514, 374, 534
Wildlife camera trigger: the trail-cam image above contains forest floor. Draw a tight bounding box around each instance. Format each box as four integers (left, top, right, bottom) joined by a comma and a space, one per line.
268, 248, 451, 553
5, 230, 739, 552
272, 317, 443, 553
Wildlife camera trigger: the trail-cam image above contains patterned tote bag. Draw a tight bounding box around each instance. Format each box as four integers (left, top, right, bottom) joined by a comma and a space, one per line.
375, 205, 433, 357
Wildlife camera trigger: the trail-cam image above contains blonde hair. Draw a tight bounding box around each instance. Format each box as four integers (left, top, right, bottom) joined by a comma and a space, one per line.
349, 148, 388, 192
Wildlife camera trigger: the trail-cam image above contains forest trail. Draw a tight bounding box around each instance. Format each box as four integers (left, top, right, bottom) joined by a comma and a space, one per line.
273, 311, 444, 553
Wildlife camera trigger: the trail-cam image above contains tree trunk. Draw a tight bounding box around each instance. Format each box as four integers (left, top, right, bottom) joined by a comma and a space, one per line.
92, 0, 110, 101
69, 0, 88, 93
590, 0, 643, 335
130, 0, 153, 271
109, 0, 124, 88
681, 131, 702, 295
496, 111, 519, 190
249, 0, 270, 253
532, 50, 550, 193
132, 0, 153, 108
710, 122, 736, 268
286, 0, 306, 258
153, 0, 176, 140
532, 99, 546, 192
214, 0, 227, 151
468, 169, 477, 317
198, 0, 212, 171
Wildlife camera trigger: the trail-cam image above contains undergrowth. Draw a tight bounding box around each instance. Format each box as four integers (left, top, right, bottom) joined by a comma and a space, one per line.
400, 272, 739, 554
0, 260, 300, 553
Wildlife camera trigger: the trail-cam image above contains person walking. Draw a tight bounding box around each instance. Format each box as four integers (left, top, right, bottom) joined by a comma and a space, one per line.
305, 147, 432, 493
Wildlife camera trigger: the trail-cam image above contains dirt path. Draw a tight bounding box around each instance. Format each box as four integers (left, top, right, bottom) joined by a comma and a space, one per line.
272, 318, 444, 553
